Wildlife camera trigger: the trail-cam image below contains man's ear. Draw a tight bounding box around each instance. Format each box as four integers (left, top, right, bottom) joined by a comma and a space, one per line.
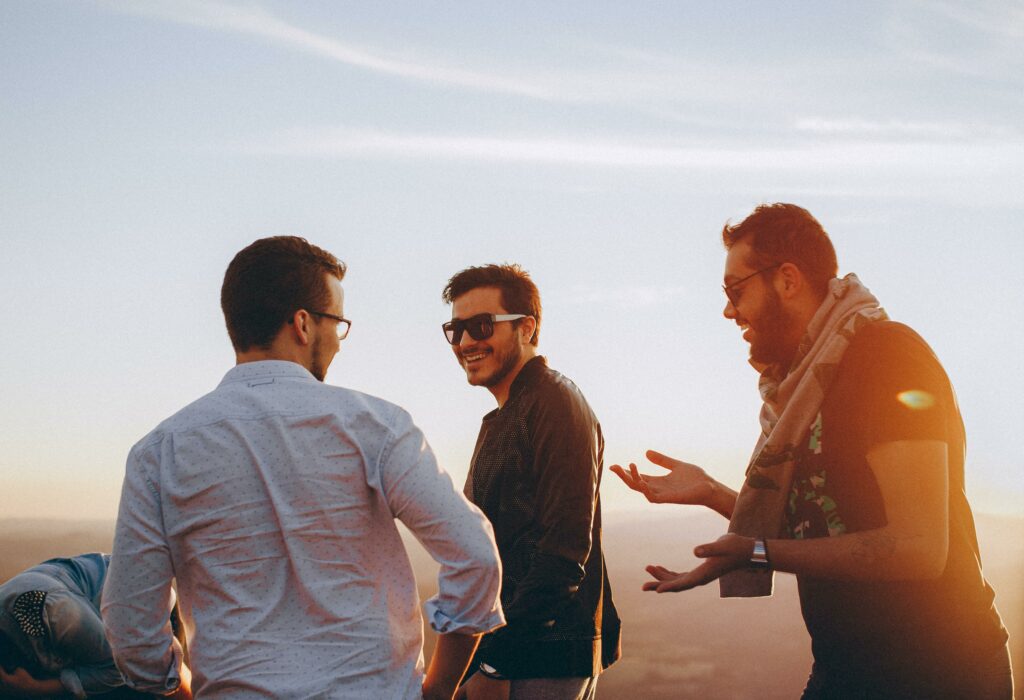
776, 262, 804, 300
291, 309, 313, 346
519, 316, 538, 344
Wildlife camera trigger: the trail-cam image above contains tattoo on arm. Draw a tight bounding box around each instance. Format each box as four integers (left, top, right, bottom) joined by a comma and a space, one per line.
851, 530, 898, 564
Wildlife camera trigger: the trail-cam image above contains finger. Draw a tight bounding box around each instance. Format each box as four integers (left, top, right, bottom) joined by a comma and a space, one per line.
657, 574, 701, 593
628, 464, 653, 496
693, 541, 720, 558
644, 564, 680, 580
628, 463, 644, 486
609, 464, 641, 492
645, 449, 680, 471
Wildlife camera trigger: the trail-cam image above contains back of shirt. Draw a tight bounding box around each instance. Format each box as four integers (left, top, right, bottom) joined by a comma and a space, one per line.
103, 361, 503, 699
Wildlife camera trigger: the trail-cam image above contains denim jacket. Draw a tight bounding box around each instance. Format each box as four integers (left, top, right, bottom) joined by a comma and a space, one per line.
0, 554, 126, 699
465, 356, 621, 678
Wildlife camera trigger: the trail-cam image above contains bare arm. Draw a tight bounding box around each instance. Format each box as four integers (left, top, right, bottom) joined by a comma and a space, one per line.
610, 449, 737, 519
422, 632, 481, 700
0, 668, 67, 697
644, 440, 949, 592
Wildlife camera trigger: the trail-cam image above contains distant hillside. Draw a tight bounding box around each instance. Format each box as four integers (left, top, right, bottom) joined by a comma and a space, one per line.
2, 511, 1020, 699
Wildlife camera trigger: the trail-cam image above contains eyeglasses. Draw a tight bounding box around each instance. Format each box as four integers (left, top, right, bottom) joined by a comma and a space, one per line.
310, 311, 352, 340
442, 313, 527, 345
722, 263, 781, 307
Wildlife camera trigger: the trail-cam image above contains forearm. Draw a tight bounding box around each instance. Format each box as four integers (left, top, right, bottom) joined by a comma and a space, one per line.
502, 551, 585, 627
0, 670, 68, 697
706, 479, 737, 519
768, 525, 947, 581
423, 632, 481, 700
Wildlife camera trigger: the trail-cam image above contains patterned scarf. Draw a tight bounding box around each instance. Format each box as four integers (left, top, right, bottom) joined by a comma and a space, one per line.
720, 273, 887, 597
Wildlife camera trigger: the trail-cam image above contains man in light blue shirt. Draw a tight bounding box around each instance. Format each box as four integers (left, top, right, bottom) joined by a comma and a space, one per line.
102, 236, 504, 699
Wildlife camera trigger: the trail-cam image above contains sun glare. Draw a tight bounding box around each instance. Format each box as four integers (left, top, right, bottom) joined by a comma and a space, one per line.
897, 390, 936, 410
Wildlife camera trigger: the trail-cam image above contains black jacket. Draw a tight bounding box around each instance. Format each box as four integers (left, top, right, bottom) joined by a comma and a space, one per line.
465, 356, 621, 678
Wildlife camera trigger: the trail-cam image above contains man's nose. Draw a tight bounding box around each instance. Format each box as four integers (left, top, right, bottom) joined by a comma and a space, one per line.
723, 298, 737, 320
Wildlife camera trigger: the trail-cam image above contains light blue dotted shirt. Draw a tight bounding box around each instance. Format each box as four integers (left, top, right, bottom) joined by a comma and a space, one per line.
102, 361, 504, 699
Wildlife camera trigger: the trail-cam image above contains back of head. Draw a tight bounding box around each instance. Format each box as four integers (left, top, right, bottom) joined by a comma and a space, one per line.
0, 629, 35, 674
722, 203, 838, 299
221, 236, 346, 352
442, 263, 542, 345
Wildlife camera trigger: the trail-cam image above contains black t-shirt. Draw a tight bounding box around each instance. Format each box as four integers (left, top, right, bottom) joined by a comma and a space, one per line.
785, 321, 1007, 690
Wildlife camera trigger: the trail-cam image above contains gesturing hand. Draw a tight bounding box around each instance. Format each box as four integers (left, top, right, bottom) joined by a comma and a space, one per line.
610, 450, 717, 507
642, 533, 754, 593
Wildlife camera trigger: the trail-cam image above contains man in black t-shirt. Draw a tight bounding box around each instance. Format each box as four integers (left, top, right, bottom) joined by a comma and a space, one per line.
612, 203, 1012, 698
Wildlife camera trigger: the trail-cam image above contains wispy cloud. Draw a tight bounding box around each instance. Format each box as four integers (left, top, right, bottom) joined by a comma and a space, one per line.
104, 0, 561, 99
914, 0, 1024, 40
887, 0, 1024, 79
235, 126, 1024, 174
99, 0, 772, 109
794, 117, 1017, 140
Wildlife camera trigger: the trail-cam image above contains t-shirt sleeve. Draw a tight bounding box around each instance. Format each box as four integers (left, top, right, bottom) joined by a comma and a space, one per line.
842, 323, 951, 448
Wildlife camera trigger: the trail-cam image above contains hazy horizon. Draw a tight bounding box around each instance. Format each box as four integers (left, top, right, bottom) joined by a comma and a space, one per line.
3, 509, 1020, 699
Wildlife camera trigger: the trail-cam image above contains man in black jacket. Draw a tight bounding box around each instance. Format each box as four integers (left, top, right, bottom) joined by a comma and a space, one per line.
442, 264, 621, 700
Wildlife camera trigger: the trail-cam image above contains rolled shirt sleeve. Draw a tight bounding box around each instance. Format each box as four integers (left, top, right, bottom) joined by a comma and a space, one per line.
101, 440, 184, 695
379, 409, 505, 636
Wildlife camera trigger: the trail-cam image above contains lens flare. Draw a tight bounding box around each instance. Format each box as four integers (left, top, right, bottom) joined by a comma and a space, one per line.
897, 390, 935, 410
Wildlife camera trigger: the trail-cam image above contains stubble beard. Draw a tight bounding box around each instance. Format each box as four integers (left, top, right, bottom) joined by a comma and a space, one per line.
466, 336, 523, 389
309, 333, 328, 382
749, 287, 798, 367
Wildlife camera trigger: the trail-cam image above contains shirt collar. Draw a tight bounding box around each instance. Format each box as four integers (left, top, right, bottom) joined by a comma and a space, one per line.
506, 355, 548, 403
217, 360, 318, 387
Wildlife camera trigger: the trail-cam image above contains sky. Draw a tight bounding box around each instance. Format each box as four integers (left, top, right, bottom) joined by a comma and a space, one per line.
1, 0, 1022, 521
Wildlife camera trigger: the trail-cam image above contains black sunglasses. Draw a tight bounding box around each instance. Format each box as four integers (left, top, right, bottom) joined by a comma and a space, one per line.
442, 313, 527, 345
722, 263, 781, 307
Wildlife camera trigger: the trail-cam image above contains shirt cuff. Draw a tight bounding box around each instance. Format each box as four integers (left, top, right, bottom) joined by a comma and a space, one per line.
424, 596, 505, 635
59, 669, 87, 700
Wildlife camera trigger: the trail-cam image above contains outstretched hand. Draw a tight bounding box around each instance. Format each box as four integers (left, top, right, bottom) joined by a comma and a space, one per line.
642, 533, 754, 593
610, 450, 717, 507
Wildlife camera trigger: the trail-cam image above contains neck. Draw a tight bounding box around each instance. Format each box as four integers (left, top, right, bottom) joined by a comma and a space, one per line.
236, 345, 309, 370
488, 348, 538, 408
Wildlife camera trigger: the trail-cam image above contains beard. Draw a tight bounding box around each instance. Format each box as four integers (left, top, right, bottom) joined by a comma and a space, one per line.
462, 331, 524, 389
309, 333, 328, 382
478, 339, 523, 389
749, 287, 799, 367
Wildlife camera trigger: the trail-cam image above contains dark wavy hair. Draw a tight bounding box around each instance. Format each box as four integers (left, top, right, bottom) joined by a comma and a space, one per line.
221, 236, 346, 352
0, 629, 35, 674
722, 203, 838, 299
442, 263, 542, 345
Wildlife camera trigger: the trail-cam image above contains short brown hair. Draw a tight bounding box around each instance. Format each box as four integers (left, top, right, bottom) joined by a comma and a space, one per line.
221, 236, 346, 352
442, 263, 542, 346
722, 203, 838, 298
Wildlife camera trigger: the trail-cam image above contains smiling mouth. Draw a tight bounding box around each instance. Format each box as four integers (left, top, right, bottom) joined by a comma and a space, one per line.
460, 349, 490, 365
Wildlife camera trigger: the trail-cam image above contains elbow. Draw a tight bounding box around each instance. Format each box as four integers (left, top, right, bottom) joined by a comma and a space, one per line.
907, 532, 948, 580
922, 535, 949, 580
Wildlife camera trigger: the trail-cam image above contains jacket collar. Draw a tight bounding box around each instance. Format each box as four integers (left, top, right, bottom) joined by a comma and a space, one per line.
506, 355, 548, 404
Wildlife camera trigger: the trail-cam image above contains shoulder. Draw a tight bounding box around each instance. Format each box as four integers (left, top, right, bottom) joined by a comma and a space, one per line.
830, 321, 956, 438
527, 364, 599, 428
840, 321, 948, 385
845, 320, 939, 362
317, 384, 415, 433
